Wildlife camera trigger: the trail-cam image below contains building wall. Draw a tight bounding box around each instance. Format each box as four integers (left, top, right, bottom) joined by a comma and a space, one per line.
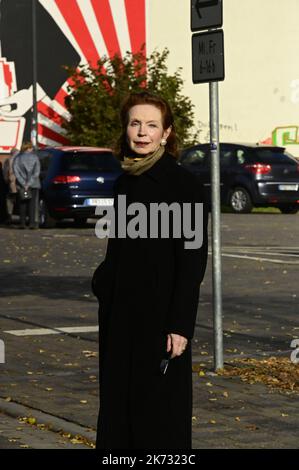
147, 0, 299, 157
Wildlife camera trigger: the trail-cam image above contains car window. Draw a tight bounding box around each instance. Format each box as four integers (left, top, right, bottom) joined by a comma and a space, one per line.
220, 149, 235, 166
37, 151, 52, 172
235, 148, 252, 165
251, 148, 297, 165
60, 152, 121, 172
182, 148, 207, 165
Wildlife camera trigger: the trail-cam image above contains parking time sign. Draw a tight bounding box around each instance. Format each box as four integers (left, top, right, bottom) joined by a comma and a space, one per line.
192, 30, 224, 83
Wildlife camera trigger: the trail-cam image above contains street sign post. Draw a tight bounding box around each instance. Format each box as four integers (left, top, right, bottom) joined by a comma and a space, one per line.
192, 30, 224, 83
32, 0, 38, 151
191, 0, 222, 32
209, 81, 223, 372
190, 0, 224, 371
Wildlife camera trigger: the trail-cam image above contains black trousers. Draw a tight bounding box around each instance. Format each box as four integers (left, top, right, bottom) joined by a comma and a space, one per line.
18, 188, 39, 227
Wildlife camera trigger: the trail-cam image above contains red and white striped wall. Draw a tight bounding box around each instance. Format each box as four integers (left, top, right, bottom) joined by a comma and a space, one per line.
37, 0, 146, 148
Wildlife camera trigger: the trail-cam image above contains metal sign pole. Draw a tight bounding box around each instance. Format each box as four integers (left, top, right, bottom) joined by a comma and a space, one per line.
191, 0, 224, 371
32, 0, 38, 150
209, 80, 223, 370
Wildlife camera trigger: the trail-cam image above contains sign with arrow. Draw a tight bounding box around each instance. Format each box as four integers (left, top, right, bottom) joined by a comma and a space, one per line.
191, 0, 223, 31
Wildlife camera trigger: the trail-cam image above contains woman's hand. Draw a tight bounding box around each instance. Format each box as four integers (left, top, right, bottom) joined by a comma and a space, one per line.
167, 333, 188, 358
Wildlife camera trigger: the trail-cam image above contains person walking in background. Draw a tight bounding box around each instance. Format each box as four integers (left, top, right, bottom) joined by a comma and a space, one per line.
2, 147, 19, 225
0, 160, 8, 224
92, 92, 208, 449
13, 143, 40, 229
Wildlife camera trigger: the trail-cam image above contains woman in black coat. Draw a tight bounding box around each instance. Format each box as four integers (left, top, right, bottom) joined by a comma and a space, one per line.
92, 92, 208, 449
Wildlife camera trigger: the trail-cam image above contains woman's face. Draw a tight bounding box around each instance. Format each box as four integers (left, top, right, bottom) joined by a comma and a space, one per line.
126, 104, 171, 155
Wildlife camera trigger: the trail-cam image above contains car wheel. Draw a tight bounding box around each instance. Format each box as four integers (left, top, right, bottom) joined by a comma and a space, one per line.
278, 205, 299, 214
229, 187, 253, 213
73, 217, 88, 227
39, 199, 57, 228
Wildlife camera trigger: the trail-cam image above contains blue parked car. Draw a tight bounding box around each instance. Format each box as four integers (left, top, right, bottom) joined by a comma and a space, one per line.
37, 146, 122, 227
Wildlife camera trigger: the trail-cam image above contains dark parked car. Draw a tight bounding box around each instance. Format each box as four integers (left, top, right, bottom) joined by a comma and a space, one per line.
36, 146, 122, 227
179, 143, 299, 213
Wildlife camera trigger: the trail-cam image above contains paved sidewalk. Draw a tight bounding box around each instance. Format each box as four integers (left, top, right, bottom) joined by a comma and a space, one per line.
0, 363, 298, 449
192, 366, 299, 449
0, 411, 90, 449
0, 400, 95, 449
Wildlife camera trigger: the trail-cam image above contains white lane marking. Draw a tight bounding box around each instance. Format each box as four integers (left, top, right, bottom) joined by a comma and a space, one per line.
237, 251, 299, 258
59, 326, 98, 334
4, 326, 99, 337
231, 250, 299, 258
208, 246, 299, 264
221, 246, 299, 250
219, 253, 299, 264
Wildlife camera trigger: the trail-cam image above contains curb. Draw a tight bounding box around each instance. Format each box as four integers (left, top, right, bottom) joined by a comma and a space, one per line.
0, 397, 96, 443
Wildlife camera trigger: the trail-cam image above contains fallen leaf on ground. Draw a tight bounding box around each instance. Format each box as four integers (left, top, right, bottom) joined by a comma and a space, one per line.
82, 350, 97, 358
245, 424, 259, 431
60, 432, 95, 448
19, 417, 37, 425
218, 357, 299, 394
70, 437, 84, 444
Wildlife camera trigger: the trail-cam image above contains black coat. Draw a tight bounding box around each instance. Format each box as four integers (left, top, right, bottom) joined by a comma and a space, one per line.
92, 153, 208, 449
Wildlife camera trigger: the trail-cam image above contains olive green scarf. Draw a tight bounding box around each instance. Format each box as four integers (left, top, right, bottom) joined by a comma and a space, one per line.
121, 145, 165, 176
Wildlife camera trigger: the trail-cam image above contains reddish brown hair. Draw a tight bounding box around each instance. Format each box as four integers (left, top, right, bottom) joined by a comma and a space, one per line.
116, 92, 178, 159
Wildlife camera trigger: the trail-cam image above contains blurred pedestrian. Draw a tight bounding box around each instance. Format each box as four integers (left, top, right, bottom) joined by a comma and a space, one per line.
0, 160, 8, 224
2, 147, 19, 225
13, 143, 40, 229
92, 92, 208, 449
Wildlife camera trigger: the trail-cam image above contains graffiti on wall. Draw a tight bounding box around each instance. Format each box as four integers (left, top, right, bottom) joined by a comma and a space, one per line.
272, 126, 299, 147
0, 57, 25, 150
0, 0, 146, 152
198, 120, 238, 141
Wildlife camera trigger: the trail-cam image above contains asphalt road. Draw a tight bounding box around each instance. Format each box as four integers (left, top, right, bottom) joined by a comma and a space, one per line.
0, 212, 298, 448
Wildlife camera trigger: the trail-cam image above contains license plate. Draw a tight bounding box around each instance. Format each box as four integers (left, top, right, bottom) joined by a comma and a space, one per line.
84, 198, 114, 206
278, 184, 298, 191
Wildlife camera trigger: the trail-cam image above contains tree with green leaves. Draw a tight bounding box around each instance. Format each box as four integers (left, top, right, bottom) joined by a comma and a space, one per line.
63, 49, 199, 150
